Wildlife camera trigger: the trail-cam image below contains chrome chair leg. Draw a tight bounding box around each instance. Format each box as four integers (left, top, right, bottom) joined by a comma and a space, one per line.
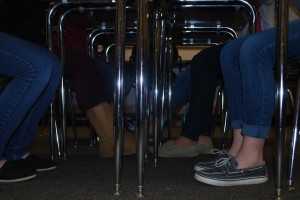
166, 30, 174, 141
287, 76, 300, 190
214, 86, 229, 148
49, 101, 55, 160
114, 0, 126, 196
274, 0, 289, 198
89, 125, 97, 146
220, 86, 229, 149
221, 110, 229, 149
135, 0, 149, 198
49, 99, 62, 160
151, 5, 167, 166
54, 118, 61, 159
66, 81, 78, 148
287, 88, 295, 108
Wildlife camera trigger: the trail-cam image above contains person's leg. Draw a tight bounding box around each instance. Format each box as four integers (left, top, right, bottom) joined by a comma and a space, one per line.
194, 29, 274, 173
0, 32, 61, 161
219, 37, 248, 155
194, 20, 300, 186
235, 20, 300, 168
194, 31, 270, 171
4, 50, 61, 161
194, 34, 269, 186
0, 32, 61, 182
171, 68, 191, 112
64, 49, 135, 157
157, 45, 223, 157
181, 44, 224, 142
235, 136, 265, 168
85, 102, 136, 157
228, 129, 243, 156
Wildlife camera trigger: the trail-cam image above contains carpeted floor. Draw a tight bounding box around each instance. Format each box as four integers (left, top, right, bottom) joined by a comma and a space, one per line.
1, 126, 300, 200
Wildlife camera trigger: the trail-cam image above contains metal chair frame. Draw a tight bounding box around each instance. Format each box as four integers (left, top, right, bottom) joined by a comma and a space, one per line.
87, 27, 137, 59
45, 0, 292, 199
46, 0, 127, 159
286, 60, 300, 191
274, 0, 288, 198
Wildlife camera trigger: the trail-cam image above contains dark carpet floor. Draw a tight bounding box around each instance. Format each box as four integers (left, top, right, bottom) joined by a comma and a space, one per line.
1, 127, 300, 200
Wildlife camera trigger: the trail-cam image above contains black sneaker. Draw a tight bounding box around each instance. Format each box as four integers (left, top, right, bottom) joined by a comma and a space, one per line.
0, 161, 37, 183
194, 149, 229, 171
13, 154, 57, 172
194, 156, 268, 186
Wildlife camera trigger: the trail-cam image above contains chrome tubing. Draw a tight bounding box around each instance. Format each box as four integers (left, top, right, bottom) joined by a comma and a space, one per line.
274, 0, 289, 199
135, 0, 149, 198
287, 76, 300, 191
47, 2, 64, 160
58, 8, 76, 159
152, 5, 167, 166
47, 1, 121, 159
114, 0, 126, 196
49, 101, 55, 160
166, 22, 174, 141
168, 0, 256, 33
87, 30, 114, 58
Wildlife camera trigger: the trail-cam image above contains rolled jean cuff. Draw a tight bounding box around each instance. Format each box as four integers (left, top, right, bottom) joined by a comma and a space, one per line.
231, 119, 270, 138
231, 119, 243, 129
242, 123, 270, 139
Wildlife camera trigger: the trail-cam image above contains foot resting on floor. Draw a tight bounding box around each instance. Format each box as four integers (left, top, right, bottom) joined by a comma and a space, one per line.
194, 156, 268, 186
149, 136, 213, 157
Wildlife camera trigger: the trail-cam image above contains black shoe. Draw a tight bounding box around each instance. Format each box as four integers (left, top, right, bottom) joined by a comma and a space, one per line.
194, 156, 268, 186
0, 161, 36, 183
13, 154, 57, 172
194, 149, 229, 171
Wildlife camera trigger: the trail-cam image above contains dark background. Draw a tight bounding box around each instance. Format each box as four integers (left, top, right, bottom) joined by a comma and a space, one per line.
0, 0, 48, 44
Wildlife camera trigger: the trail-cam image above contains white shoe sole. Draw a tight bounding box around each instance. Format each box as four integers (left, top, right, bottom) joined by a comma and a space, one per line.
194, 173, 268, 186
0, 174, 37, 183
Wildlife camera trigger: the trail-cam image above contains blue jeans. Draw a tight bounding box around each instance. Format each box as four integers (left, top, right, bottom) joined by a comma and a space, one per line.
221, 19, 300, 139
0, 32, 61, 160
181, 44, 223, 140
171, 69, 191, 112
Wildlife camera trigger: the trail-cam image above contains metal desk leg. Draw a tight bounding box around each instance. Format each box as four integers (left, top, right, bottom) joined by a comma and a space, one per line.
166, 19, 174, 141
152, 5, 167, 166
287, 76, 300, 191
135, 0, 149, 198
274, 0, 288, 199
114, 0, 126, 196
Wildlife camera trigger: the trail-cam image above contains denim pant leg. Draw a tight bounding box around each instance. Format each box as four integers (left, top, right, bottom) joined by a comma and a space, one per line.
181, 44, 223, 141
171, 68, 191, 112
220, 37, 247, 132
0, 32, 61, 160
221, 19, 300, 139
